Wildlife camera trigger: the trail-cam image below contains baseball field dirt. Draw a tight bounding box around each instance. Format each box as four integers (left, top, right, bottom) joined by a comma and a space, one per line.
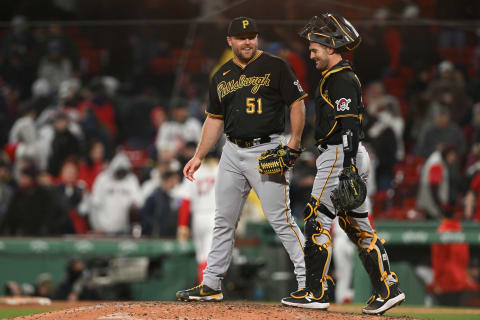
0, 301, 425, 320
3, 301, 480, 319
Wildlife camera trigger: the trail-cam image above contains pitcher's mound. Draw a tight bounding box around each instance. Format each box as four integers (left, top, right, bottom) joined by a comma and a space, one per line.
15, 301, 415, 320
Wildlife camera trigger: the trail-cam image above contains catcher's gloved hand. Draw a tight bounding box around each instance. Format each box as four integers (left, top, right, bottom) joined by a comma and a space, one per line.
330, 165, 367, 211
258, 145, 302, 175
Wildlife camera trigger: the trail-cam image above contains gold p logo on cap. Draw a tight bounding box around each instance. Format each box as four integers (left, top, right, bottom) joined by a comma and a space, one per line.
242, 20, 249, 29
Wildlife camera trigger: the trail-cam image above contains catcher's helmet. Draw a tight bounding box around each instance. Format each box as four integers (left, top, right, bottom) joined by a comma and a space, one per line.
299, 13, 361, 52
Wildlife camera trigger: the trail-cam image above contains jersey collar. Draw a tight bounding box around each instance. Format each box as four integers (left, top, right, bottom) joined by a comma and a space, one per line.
232, 50, 263, 69
321, 59, 352, 77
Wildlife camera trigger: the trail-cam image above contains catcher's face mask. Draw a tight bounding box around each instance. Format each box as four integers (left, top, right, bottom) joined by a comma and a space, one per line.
299, 14, 361, 52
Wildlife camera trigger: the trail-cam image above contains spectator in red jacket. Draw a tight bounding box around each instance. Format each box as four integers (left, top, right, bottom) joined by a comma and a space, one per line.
78, 140, 106, 191
78, 79, 117, 140
417, 145, 460, 219
465, 168, 480, 222
430, 214, 479, 305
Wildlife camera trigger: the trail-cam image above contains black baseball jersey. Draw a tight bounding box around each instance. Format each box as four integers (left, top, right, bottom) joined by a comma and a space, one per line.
314, 60, 365, 144
207, 50, 307, 139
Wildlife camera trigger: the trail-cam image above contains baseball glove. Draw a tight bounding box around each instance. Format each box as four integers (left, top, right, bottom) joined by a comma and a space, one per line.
258, 145, 302, 175
330, 165, 367, 211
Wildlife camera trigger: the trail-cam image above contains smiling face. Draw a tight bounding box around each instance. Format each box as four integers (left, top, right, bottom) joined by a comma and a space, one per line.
308, 42, 332, 72
227, 33, 258, 64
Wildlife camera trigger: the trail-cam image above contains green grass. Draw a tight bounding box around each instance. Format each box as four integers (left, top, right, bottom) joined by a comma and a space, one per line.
0, 308, 55, 319
1, 303, 480, 320
329, 303, 480, 320
390, 313, 480, 320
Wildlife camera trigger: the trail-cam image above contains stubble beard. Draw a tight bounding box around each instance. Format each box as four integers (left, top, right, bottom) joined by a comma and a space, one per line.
315, 57, 329, 71
234, 45, 257, 64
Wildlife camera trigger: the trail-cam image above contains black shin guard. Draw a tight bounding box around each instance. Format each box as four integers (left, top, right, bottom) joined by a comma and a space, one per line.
338, 211, 396, 300
358, 237, 393, 299
303, 197, 334, 299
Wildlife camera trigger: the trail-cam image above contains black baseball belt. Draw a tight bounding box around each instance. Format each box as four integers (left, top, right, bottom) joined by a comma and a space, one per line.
316, 143, 328, 154
228, 136, 271, 148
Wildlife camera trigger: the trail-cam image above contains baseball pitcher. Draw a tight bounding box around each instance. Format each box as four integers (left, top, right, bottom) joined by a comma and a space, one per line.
176, 17, 307, 302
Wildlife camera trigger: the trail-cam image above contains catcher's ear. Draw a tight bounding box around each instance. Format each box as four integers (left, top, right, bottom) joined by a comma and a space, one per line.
226, 36, 232, 47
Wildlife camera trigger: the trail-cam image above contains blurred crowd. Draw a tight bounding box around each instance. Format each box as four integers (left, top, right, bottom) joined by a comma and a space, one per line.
5, 257, 100, 301
0, 0, 479, 241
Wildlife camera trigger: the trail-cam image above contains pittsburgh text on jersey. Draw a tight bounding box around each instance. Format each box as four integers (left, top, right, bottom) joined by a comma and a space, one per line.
217, 74, 271, 101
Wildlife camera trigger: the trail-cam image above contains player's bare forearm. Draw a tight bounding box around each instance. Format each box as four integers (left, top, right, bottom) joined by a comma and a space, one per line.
184, 116, 223, 181
287, 99, 306, 150
194, 116, 224, 160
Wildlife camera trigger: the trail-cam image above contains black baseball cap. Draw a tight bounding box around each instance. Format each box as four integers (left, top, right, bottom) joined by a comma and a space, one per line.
228, 17, 259, 36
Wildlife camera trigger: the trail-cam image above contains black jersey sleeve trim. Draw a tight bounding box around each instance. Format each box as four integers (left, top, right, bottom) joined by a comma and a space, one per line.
335, 113, 364, 123
205, 111, 224, 119
289, 93, 308, 108
334, 114, 361, 119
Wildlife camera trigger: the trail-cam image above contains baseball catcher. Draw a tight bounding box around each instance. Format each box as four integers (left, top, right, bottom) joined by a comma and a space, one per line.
257, 145, 302, 175
281, 13, 405, 315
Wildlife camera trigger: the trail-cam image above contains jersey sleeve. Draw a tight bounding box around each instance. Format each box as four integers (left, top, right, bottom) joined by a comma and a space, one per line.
206, 76, 224, 119
328, 73, 360, 119
278, 59, 307, 107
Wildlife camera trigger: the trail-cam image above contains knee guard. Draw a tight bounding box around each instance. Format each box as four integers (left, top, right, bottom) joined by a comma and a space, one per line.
303, 196, 336, 222
337, 211, 398, 300
303, 196, 335, 300
337, 211, 365, 245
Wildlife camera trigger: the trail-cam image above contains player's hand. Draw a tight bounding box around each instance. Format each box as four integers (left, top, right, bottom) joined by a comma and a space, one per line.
183, 156, 202, 181
177, 225, 190, 242
286, 139, 301, 151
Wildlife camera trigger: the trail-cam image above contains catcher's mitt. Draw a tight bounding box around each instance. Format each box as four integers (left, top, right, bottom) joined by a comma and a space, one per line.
330, 165, 367, 211
258, 145, 302, 175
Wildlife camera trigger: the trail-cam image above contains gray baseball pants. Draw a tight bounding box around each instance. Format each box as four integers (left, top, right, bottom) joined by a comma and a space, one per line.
202, 135, 306, 291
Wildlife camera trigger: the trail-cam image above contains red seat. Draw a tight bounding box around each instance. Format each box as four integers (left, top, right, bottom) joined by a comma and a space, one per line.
371, 190, 392, 219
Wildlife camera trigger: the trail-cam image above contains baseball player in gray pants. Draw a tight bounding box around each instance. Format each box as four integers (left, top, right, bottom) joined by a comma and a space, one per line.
281, 13, 405, 315
176, 16, 307, 302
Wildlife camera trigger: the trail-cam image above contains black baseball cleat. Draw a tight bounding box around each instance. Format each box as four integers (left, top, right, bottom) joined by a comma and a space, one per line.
362, 284, 405, 315
176, 284, 223, 301
281, 289, 330, 310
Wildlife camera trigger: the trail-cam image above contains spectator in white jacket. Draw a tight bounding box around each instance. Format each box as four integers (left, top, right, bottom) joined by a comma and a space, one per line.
37, 40, 73, 93
88, 152, 142, 235
155, 98, 201, 161
9, 102, 37, 159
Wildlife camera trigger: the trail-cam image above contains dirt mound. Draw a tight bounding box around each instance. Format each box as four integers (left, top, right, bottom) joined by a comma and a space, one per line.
14, 301, 415, 320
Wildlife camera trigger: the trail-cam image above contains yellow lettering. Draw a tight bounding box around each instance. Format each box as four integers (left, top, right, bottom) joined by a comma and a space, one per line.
217, 81, 226, 101
216, 73, 271, 99
245, 97, 263, 114
246, 97, 255, 114
242, 20, 249, 29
